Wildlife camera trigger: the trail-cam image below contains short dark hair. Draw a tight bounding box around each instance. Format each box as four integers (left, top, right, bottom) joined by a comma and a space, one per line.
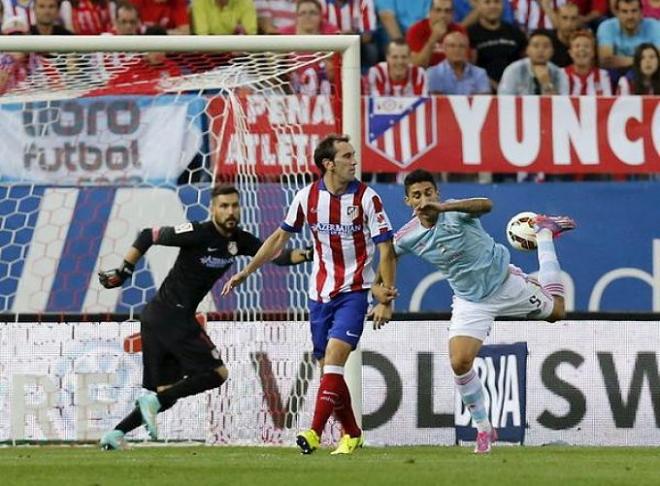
387, 38, 409, 55
116, 0, 138, 17
143, 25, 167, 35
211, 184, 240, 199
404, 169, 437, 195
614, 0, 641, 10
528, 28, 554, 44
313, 134, 350, 175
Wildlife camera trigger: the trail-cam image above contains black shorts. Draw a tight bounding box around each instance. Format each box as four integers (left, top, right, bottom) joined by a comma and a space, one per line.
140, 298, 224, 391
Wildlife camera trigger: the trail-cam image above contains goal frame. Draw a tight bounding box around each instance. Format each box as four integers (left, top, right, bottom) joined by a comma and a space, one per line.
0, 34, 364, 431
0, 34, 362, 169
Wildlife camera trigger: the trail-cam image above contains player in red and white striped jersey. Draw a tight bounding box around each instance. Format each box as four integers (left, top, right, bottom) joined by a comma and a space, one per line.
319, 0, 376, 34
223, 134, 397, 456
512, 0, 566, 31
367, 38, 428, 95
563, 29, 612, 95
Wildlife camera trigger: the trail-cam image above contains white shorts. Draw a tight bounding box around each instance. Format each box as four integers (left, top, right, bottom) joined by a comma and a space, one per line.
449, 265, 555, 342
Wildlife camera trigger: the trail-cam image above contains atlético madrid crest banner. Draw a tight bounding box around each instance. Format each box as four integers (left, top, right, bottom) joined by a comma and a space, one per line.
211, 95, 660, 175
363, 96, 660, 174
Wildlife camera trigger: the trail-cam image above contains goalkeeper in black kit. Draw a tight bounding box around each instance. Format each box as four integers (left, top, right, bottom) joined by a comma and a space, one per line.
98, 185, 312, 450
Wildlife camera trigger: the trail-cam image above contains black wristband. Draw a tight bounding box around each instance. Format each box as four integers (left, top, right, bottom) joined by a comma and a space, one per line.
120, 260, 135, 276
132, 228, 154, 254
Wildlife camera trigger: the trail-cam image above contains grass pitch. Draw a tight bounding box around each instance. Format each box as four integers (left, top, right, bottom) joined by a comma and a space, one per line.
0, 445, 658, 486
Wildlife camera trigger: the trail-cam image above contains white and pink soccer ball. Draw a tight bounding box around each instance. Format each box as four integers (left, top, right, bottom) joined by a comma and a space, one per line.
506, 211, 538, 251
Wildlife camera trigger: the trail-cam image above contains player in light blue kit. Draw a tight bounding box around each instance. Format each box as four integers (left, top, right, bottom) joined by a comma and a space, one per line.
375, 169, 575, 454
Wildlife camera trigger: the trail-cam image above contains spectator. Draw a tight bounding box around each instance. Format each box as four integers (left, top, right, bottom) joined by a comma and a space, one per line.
0, 1, 3, 26
641, 0, 660, 19
254, 0, 296, 33
1, 0, 35, 27
453, 0, 515, 28
281, 0, 339, 94
114, 1, 141, 34
192, 0, 257, 34
0, 16, 29, 95
572, 0, 608, 27
468, 0, 527, 90
320, 0, 379, 68
279, 0, 338, 33
597, 0, 660, 70
367, 38, 428, 95
60, 0, 112, 35
427, 31, 491, 93
376, 0, 429, 41
617, 42, 660, 92
499, 28, 569, 94
564, 29, 613, 93
30, 0, 73, 34
132, 0, 190, 35
407, 0, 467, 68
513, 0, 566, 32
550, 3, 580, 67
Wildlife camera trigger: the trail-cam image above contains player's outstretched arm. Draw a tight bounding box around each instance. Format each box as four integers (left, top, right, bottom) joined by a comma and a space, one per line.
271, 246, 314, 266
222, 228, 291, 295
417, 198, 493, 218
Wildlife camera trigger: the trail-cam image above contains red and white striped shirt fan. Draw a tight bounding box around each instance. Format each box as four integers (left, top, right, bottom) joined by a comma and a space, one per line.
319, 0, 376, 33
563, 65, 612, 95
367, 61, 428, 96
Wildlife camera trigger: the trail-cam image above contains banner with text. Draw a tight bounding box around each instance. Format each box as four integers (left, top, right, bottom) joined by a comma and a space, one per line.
0, 95, 204, 185
454, 343, 528, 444
1, 320, 659, 446
209, 95, 660, 174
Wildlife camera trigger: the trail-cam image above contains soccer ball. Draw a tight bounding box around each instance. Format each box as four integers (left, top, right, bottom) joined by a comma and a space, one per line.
506, 212, 538, 251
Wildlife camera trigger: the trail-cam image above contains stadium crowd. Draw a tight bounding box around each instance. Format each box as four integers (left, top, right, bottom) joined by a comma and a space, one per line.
0, 0, 658, 182
0, 0, 657, 96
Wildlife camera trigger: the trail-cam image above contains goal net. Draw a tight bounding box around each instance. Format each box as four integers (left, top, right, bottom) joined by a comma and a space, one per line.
0, 35, 361, 445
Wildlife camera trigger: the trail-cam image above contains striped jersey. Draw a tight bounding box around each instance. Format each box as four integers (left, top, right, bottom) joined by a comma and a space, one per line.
319, 0, 376, 33
2, 0, 35, 25
563, 65, 612, 95
367, 61, 428, 96
281, 179, 393, 302
512, 0, 566, 31
254, 0, 297, 31
60, 0, 113, 35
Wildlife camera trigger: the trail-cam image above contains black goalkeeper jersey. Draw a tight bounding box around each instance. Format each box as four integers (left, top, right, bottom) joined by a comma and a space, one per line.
150, 221, 262, 311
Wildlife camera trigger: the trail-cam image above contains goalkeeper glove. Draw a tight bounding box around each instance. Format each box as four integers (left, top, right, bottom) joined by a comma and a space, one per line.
98, 261, 135, 289
303, 246, 314, 262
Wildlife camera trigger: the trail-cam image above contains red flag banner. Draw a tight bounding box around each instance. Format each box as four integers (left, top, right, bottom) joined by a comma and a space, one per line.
210, 95, 660, 175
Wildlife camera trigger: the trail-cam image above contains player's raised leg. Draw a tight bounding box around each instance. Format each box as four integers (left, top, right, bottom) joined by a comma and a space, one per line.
449, 335, 497, 454
533, 214, 576, 321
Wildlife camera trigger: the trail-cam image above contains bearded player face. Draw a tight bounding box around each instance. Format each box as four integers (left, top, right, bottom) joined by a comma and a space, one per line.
212, 192, 241, 233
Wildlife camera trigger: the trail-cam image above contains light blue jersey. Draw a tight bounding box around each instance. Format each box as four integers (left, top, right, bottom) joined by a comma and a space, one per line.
394, 209, 510, 302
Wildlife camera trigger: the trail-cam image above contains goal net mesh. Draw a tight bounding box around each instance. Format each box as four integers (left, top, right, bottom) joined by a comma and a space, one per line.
0, 45, 348, 445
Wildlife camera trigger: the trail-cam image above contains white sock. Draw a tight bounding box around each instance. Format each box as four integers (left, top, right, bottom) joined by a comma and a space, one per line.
454, 369, 491, 433
536, 229, 564, 297
323, 365, 344, 375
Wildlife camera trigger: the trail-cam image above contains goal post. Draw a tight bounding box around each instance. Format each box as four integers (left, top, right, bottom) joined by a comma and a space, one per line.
0, 34, 364, 443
